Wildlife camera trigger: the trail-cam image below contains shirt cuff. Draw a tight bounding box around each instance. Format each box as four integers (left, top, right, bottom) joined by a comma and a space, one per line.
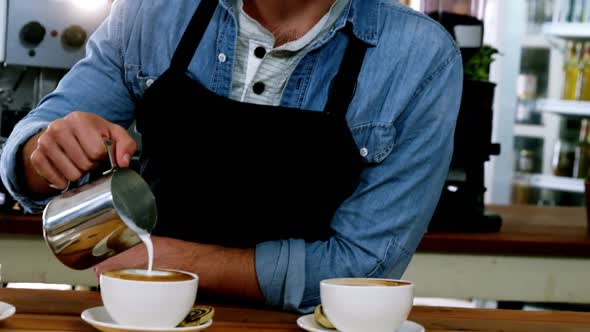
0, 120, 52, 213
255, 238, 307, 312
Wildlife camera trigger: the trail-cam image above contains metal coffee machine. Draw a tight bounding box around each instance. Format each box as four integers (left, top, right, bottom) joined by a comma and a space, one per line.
0, 0, 112, 213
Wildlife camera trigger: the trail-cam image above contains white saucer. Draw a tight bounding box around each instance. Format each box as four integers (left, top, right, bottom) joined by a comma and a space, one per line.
296, 314, 424, 332
81, 306, 212, 332
0, 302, 15, 321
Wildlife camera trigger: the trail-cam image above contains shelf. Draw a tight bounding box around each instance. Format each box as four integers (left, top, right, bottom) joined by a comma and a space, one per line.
522, 34, 551, 48
542, 23, 590, 39
514, 123, 546, 138
513, 173, 585, 193
535, 99, 590, 116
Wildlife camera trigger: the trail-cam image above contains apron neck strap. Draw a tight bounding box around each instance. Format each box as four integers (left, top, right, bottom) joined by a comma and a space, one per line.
324, 24, 369, 118
170, 0, 218, 72
170, 1, 369, 119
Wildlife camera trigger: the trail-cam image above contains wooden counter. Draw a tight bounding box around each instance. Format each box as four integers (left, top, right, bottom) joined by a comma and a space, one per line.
1, 205, 589, 305
0, 213, 41, 235
419, 204, 590, 256
3, 204, 589, 256
0, 288, 589, 331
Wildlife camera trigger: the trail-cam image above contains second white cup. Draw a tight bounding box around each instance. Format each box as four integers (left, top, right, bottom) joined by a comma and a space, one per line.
320, 278, 414, 332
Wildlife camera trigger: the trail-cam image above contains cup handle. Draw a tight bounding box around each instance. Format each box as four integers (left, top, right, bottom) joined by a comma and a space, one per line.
102, 139, 119, 176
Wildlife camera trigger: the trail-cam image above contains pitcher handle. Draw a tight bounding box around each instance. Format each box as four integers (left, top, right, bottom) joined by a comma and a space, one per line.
103, 139, 119, 175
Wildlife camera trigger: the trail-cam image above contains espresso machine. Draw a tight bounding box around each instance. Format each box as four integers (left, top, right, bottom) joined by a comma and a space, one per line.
4, 0, 111, 69
0, 0, 112, 213
422, 0, 503, 232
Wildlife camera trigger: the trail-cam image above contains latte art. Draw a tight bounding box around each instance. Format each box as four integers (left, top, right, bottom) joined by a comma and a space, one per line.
104, 269, 194, 282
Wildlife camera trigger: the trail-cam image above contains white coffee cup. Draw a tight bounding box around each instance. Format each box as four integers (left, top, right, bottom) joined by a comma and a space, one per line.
100, 268, 198, 327
320, 278, 413, 332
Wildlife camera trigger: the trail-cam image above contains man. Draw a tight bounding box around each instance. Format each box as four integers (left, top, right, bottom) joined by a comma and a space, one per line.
0, 0, 462, 312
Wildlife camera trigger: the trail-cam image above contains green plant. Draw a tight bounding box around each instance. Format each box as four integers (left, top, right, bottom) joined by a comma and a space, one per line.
463, 45, 500, 81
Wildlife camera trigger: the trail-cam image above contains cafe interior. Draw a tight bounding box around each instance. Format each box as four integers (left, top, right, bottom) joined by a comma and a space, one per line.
0, 0, 589, 331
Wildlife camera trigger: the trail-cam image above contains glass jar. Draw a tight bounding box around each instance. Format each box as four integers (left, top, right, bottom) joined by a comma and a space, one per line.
517, 149, 536, 173
552, 139, 576, 177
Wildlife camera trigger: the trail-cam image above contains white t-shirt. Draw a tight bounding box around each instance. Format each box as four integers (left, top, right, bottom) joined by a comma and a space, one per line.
229, 0, 349, 106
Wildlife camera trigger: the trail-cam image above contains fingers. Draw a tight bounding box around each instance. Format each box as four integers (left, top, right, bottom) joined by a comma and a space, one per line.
42, 138, 83, 182
68, 112, 109, 162
108, 125, 137, 168
56, 131, 94, 171
38, 128, 91, 182
68, 112, 136, 167
28, 112, 137, 191
29, 149, 69, 190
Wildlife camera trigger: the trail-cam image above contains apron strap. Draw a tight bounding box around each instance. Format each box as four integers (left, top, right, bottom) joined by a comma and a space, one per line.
170, 0, 219, 72
324, 24, 369, 118
170, 1, 368, 120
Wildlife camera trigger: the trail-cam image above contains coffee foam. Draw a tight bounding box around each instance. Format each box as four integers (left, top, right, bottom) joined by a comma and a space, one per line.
325, 278, 411, 287
104, 269, 194, 282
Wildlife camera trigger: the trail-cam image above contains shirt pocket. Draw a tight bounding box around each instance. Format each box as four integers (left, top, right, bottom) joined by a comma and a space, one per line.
350, 122, 397, 164
124, 64, 159, 100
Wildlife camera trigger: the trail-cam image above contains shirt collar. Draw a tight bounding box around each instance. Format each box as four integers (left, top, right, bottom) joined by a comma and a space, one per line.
233, 0, 342, 52
348, 0, 379, 45
218, 0, 380, 46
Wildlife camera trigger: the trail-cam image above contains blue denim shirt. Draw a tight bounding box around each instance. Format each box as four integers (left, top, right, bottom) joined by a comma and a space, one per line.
0, 0, 462, 313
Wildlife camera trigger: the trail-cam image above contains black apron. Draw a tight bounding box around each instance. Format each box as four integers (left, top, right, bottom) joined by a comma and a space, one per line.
135, 0, 368, 247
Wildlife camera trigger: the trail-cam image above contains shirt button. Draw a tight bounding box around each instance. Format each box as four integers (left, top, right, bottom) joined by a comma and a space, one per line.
254, 46, 266, 59
360, 148, 368, 157
218, 53, 227, 63
253, 82, 265, 95
145, 79, 155, 88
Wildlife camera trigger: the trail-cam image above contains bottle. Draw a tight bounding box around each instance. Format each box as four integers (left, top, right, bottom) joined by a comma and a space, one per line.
581, 42, 590, 101
572, 0, 585, 22
552, 138, 576, 177
566, 0, 576, 22
513, 148, 536, 204
515, 74, 541, 124
562, 41, 573, 99
562, 41, 583, 100
574, 118, 590, 178
517, 149, 536, 173
584, 0, 590, 21
560, 0, 572, 22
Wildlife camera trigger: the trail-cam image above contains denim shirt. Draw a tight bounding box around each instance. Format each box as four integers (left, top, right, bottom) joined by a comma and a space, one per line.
0, 0, 463, 313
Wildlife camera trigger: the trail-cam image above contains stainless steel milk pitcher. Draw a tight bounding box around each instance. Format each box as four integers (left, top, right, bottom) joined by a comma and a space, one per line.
42, 139, 157, 270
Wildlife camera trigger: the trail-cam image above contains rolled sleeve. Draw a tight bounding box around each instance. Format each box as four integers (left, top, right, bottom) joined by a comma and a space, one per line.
255, 239, 306, 311
0, 120, 51, 213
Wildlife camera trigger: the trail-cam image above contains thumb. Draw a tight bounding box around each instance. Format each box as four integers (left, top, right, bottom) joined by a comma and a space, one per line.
108, 124, 137, 168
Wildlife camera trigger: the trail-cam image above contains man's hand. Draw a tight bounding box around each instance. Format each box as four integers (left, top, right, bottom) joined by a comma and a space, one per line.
95, 236, 201, 275
22, 112, 136, 193
94, 236, 264, 303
